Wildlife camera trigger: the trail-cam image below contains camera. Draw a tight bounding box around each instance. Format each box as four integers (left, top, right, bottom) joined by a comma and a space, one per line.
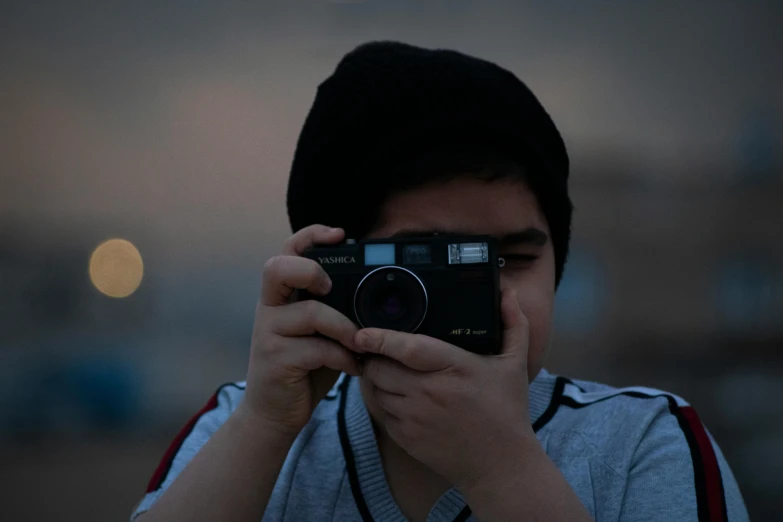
299, 234, 503, 355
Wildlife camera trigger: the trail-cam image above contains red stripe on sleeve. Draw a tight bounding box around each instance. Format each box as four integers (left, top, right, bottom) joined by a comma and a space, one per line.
145, 392, 220, 493
680, 406, 727, 522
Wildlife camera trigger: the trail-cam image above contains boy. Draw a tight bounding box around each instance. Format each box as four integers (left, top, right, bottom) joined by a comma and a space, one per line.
132, 41, 748, 521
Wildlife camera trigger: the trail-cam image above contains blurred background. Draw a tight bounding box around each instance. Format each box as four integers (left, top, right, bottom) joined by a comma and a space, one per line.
1, 1, 781, 520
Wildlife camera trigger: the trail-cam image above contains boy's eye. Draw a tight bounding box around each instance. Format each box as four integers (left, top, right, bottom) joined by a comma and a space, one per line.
500, 254, 538, 267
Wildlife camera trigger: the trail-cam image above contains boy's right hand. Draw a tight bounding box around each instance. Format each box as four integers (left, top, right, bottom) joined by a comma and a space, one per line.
237, 225, 362, 438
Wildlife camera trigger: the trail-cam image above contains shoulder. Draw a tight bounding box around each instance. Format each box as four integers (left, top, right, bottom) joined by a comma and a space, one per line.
539, 373, 693, 441
146, 381, 247, 494
130, 380, 247, 519
531, 370, 700, 475
132, 378, 350, 521
537, 372, 748, 521
539, 374, 702, 469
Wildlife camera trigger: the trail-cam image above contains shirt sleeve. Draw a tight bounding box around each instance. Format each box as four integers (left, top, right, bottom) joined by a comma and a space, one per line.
130, 382, 246, 521
618, 401, 749, 522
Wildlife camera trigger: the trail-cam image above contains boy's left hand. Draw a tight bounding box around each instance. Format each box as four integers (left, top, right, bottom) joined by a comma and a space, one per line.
354, 289, 537, 493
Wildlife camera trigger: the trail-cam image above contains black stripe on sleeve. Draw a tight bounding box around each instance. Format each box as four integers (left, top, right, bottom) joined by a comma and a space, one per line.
563, 377, 587, 393
559, 389, 672, 410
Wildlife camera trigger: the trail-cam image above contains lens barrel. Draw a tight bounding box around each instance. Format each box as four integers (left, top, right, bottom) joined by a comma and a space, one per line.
354, 266, 428, 332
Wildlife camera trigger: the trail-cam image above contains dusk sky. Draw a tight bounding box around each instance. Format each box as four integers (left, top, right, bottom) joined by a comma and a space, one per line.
2, 1, 781, 266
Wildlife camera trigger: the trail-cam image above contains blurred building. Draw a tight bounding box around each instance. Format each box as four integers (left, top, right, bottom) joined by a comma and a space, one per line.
551, 134, 783, 515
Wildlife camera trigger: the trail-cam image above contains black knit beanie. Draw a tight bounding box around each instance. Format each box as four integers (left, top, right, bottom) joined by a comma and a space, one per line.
287, 41, 572, 287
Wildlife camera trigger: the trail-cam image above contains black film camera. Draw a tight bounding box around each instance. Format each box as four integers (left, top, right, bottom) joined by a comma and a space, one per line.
300, 234, 502, 355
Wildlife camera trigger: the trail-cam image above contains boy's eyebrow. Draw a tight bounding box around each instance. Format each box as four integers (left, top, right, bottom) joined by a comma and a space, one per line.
388, 227, 549, 246
498, 228, 549, 247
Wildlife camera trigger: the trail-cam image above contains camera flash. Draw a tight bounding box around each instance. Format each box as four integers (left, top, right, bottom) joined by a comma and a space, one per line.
448, 242, 488, 264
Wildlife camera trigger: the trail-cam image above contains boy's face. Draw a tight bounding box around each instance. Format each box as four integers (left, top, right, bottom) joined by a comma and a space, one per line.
360, 175, 556, 419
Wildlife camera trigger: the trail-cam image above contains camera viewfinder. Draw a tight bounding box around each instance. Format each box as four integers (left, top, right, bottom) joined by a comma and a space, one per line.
403, 244, 431, 264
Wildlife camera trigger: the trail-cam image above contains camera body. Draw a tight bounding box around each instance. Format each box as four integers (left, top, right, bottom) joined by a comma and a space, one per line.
300, 234, 503, 355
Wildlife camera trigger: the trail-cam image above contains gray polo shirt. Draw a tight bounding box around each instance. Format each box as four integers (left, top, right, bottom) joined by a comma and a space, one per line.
132, 369, 748, 521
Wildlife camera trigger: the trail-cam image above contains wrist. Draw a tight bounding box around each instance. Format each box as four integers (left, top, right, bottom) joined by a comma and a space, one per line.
459, 428, 542, 501
233, 401, 301, 449
459, 431, 593, 521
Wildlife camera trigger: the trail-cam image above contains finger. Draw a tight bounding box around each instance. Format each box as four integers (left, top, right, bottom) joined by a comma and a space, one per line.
268, 299, 358, 350
500, 289, 529, 357
354, 329, 457, 372
262, 255, 331, 306
373, 387, 408, 418
282, 225, 344, 256
361, 355, 418, 395
275, 335, 363, 377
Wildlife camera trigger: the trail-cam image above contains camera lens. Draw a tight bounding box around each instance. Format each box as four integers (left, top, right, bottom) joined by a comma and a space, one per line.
379, 295, 404, 318
354, 266, 427, 332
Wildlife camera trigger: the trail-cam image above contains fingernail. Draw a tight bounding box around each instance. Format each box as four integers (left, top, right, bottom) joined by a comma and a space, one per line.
322, 277, 332, 293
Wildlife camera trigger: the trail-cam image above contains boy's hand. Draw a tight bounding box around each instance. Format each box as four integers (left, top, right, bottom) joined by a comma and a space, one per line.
355, 289, 536, 492
240, 225, 362, 438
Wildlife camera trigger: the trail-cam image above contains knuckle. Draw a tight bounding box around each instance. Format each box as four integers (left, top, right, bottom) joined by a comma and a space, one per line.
302, 299, 320, 322
285, 229, 310, 253
288, 225, 320, 251
257, 305, 273, 330
399, 338, 417, 363
374, 334, 390, 356
282, 235, 297, 252
338, 347, 355, 366
314, 340, 333, 363
373, 338, 386, 357
264, 255, 282, 274
446, 363, 470, 380
332, 347, 354, 373
309, 223, 329, 235
420, 379, 439, 400
420, 379, 452, 408
264, 335, 286, 358
516, 310, 530, 330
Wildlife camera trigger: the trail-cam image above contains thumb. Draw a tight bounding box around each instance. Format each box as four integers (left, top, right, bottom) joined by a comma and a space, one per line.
500, 289, 529, 358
